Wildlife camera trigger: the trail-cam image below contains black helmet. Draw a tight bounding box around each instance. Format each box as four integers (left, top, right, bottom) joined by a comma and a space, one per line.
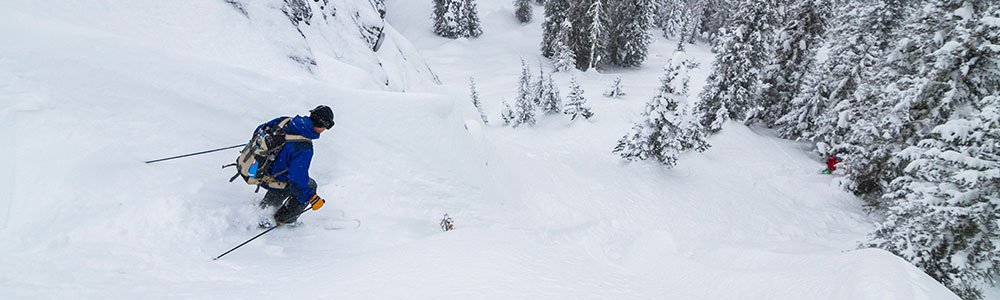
310, 105, 335, 129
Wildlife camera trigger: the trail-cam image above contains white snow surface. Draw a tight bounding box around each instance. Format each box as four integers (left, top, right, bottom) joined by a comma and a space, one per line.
0, 1, 968, 299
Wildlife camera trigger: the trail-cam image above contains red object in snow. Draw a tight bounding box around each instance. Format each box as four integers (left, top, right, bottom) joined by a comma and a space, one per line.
826, 156, 841, 171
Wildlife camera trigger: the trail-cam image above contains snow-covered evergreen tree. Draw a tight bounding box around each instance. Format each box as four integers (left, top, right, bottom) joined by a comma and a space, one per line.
864, 2, 1000, 298
470, 77, 488, 124
464, 0, 483, 37
585, 0, 608, 70
656, 0, 687, 39
751, 0, 827, 127
541, 0, 571, 57
805, 0, 918, 146
695, 0, 735, 43
433, 0, 456, 38
501, 98, 515, 126
567, 0, 609, 71
879, 0, 999, 155
814, 0, 970, 206
614, 56, 709, 167
774, 64, 829, 139
433, 0, 481, 38
607, 0, 655, 68
534, 61, 546, 107
667, 48, 699, 96
513, 59, 537, 127
552, 19, 577, 72
679, 6, 701, 44
694, 0, 774, 133
680, 0, 708, 44
540, 74, 563, 114
603, 75, 626, 98
515, 0, 532, 23
563, 76, 593, 120
869, 94, 1000, 300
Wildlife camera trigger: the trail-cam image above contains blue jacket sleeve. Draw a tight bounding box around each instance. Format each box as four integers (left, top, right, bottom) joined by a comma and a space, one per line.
285, 143, 316, 204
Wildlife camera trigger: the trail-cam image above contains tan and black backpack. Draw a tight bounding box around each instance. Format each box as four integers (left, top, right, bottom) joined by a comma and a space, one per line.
225, 117, 310, 191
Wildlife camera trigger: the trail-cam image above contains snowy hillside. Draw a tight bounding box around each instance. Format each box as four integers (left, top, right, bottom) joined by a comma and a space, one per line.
0, 0, 973, 299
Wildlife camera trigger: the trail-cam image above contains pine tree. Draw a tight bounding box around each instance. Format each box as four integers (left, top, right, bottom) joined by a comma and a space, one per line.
585, 0, 609, 70
607, 0, 655, 68
865, 2, 1000, 298
513, 59, 537, 127
566, 0, 610, 71
470, 77, 488, 124
818, 0, 959, 206
614, 55, 709, 167
696, 0, 735, 43
540, 74, 563, 114
541, 0, 571, 57
433, 0, 458, 38
568, 0, 593, 70
515, 0, 532, 23
552, 19, 577, 72
464, 0, 483, 37
869, 94, 1000, 300
667, 48, 699, 96
774, 64, 829, 139
563, 76, 594, 120
501, 98, 516, 126
680, 4, 702, 44
433, 0, 451, 37
681, 0, 708, 44
534, 61, 546, 107
880, 0, 999, 154
603, 75, 626, 98
805, 0, 918, 146
656, 0, 687, 39
433, 0, 481, 38
694, 0, 774, 133
752, 0, 827, 127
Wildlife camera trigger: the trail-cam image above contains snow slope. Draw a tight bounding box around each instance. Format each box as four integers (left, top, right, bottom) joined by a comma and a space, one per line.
0, 0, 967, 299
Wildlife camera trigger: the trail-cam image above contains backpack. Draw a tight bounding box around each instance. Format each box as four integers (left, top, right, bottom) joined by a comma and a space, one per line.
225, 117, 311, 191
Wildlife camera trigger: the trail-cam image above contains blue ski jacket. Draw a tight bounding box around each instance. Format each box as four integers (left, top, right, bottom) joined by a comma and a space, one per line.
256, 115, 320, 204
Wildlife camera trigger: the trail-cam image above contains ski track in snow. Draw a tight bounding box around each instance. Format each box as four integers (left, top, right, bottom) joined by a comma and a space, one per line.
0, 1, 979, 299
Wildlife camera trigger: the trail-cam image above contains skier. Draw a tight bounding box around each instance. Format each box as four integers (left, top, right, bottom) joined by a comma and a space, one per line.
822, 154, 841, 174
254, 105, 335, 227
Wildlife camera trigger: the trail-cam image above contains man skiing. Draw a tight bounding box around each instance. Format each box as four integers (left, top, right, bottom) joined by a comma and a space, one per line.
254, 105, 335, 227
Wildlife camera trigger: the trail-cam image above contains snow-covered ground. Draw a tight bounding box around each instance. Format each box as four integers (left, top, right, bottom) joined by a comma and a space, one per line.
0, 0, 974, 299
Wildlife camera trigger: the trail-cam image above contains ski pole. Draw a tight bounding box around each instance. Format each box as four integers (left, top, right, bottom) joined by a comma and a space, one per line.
145, 144, 246, 164
213, 207, 312, 261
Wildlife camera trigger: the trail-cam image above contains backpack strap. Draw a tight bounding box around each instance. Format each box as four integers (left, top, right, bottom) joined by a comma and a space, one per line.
285, 135, 311, 142
277, 117, 312, 143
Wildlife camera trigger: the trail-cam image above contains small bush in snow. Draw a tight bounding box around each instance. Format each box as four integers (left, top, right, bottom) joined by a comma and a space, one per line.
470, 77, 488, 124
540, 73, 562, 115
563, 76, 593, 121
440, 213, 455, 232
501, 98, 515, 126
603, 75, 626, 98
514, 0, 532, 23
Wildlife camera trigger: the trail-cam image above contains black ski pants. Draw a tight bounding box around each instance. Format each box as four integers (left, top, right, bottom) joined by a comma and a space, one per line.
259, 178, 317, 224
